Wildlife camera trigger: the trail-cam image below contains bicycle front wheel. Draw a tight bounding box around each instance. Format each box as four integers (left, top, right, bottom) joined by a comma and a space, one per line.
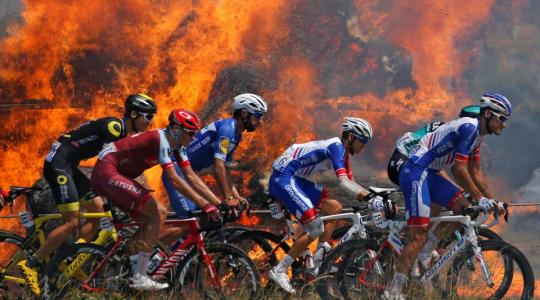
170, 242, 261, 299
448, 239, 535, 300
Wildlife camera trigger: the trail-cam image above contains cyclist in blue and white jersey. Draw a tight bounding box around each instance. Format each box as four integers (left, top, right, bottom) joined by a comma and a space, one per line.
268, 117, 384, 293
387, 105, 481, 185
161, 94, 268, 221
383, 94, 512, 300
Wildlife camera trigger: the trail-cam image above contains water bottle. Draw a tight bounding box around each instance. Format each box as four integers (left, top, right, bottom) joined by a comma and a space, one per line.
267, 198, 284, 219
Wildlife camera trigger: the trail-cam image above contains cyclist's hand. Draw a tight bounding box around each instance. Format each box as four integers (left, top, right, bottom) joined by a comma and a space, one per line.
496, 201, 507, 215
202, 203, 220, 222
478, 197, 496, 212
368, 196, 385, 212
225, 198, 241, 219
238, 196, 250, 210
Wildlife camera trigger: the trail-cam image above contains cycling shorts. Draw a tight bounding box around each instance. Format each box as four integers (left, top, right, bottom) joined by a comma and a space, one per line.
91, 155, 151, 219
268, 172, 328, 224
399, 161, 462, 227
43, 146, 97, 212
387, 149, 408, 186
162, 164, 198, 219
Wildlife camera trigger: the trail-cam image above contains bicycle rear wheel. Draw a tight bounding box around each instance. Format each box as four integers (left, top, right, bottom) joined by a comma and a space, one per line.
316, 238, 390, 300
0, 231, 28, 298
169, 242, 260, 299
448, 239, 535, 300
45, 242, 129, 298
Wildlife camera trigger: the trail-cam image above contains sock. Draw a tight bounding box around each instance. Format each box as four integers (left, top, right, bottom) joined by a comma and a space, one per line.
131, 252, 150, 279
275, 254, 294, 273
314, 242, 331, 261
388, 272, 407, 293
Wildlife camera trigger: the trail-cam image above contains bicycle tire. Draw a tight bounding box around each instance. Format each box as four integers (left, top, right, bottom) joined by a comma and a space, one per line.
0, 231, 28, 298
169, 242, 261, 299
316, 238, 387, 300
45, 242, 129, 298
448, 239, 535, 300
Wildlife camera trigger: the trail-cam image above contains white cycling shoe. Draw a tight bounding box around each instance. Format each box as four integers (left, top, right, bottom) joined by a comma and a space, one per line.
269, 268, 296, 294
130, 274, 169, 290
382, 289, 406, 300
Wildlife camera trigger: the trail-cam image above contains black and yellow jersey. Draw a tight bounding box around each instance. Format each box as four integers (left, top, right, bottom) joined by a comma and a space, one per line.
54, 117, 127, 162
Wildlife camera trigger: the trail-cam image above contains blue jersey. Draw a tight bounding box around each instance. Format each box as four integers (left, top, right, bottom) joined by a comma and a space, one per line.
409, 117, 482, 170
186, 118, 242, 171
271, 137, 353, 180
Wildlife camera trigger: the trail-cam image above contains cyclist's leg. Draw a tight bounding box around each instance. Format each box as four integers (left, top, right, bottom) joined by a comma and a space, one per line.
312, 188, 341, 266
159, 168, 195, 245
73, 167, 104, 241
385, 163, 431, 297
268, 174, 320, 292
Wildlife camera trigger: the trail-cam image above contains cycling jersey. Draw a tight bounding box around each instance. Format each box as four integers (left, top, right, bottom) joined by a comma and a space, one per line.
92, 129, 188, 217
388, 121, 444, 185
400, 117, 482, 226
44, 117, 127, 212
269, 138, 350, 222
395, 121, 445, 157
186, 118, 242, 171
271, 137, 353, 180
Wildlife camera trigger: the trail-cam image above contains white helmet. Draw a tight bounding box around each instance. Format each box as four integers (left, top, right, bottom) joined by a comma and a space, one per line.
342, 117, 373, 141
232, 93, 268, 114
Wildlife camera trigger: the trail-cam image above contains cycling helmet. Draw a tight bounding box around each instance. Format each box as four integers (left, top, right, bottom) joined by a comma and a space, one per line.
342, 117, 373, 142
459, 105, 481, 118
480, 93, 512, 116
232, 93, 268, 114
125, 93, 157, 114
168, 109, 201, 132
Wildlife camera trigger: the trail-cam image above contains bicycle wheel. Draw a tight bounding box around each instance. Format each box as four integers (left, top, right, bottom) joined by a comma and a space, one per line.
169, 242, 260, 299
45, 242, 129, 298
448, 239, 535, 300
0, 230, 28, 298
316, 238, 391, 300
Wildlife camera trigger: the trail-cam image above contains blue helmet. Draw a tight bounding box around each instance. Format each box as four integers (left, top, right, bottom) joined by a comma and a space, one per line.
480, 93, 512, 116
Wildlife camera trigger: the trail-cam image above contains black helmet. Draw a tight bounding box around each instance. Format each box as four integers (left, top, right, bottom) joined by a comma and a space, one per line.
125, 93, 157, 114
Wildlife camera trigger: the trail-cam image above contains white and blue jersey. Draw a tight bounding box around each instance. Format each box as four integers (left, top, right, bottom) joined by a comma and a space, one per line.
186, 118, 242, 171
399, 117, 483, 226
269, 137, 352, 223
162, 118, 242, 218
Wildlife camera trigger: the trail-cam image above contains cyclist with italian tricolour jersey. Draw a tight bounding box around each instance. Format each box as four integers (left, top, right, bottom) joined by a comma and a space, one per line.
268, 117, 384, 293
383, 93, 512, 300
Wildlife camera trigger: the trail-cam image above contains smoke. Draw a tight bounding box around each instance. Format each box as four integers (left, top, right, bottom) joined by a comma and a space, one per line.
0, 0, 23, 39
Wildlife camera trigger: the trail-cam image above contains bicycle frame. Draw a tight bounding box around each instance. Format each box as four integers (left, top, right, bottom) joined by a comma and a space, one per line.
80, 217, 221, 292
357, 212, 494, 290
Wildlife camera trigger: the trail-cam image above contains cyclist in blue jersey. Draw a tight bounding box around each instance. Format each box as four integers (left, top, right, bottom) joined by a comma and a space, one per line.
383, 94, 512, 300
161, 93, 268, 221
267, 117, 384, 293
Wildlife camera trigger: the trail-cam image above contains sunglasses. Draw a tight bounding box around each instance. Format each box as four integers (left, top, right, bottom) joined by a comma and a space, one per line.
251, 112, 264, 120
139, 113, 154, 123
490, 111, 509, 123
354, 135, 369, 145
183, 128, 196, 137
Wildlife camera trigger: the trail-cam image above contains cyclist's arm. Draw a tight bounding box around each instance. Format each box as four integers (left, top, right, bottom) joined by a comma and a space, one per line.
328, 142, 369, 200
468, 158, 494, 199
164, 167, 209, 208
451, 161, 483, 200
338, 176, 369, 200
451, 122, 484, 200
181, 164, 222, 205
214, 158, 234, 199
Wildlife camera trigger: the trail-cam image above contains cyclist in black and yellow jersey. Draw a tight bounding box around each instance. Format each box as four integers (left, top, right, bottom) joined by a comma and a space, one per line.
17, 93, 157, 296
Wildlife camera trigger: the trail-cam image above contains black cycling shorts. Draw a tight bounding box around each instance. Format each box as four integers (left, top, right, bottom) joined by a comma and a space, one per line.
43, 146, 96, 212
387, 149, 409, 186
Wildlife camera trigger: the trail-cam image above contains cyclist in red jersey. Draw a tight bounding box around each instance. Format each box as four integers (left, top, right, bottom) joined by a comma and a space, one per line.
91, 109, 219, 290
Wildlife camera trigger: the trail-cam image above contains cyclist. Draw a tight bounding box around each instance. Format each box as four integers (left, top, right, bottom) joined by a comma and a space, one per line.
387, 105, 481, 185
161, 93, 268, 222
91, 109, 220, 290
17, 93, 157, 296
384, 93, 511, 299
267, 117, 384, 293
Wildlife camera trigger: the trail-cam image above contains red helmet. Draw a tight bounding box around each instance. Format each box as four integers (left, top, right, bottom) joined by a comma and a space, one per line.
168, 109, 201, 132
